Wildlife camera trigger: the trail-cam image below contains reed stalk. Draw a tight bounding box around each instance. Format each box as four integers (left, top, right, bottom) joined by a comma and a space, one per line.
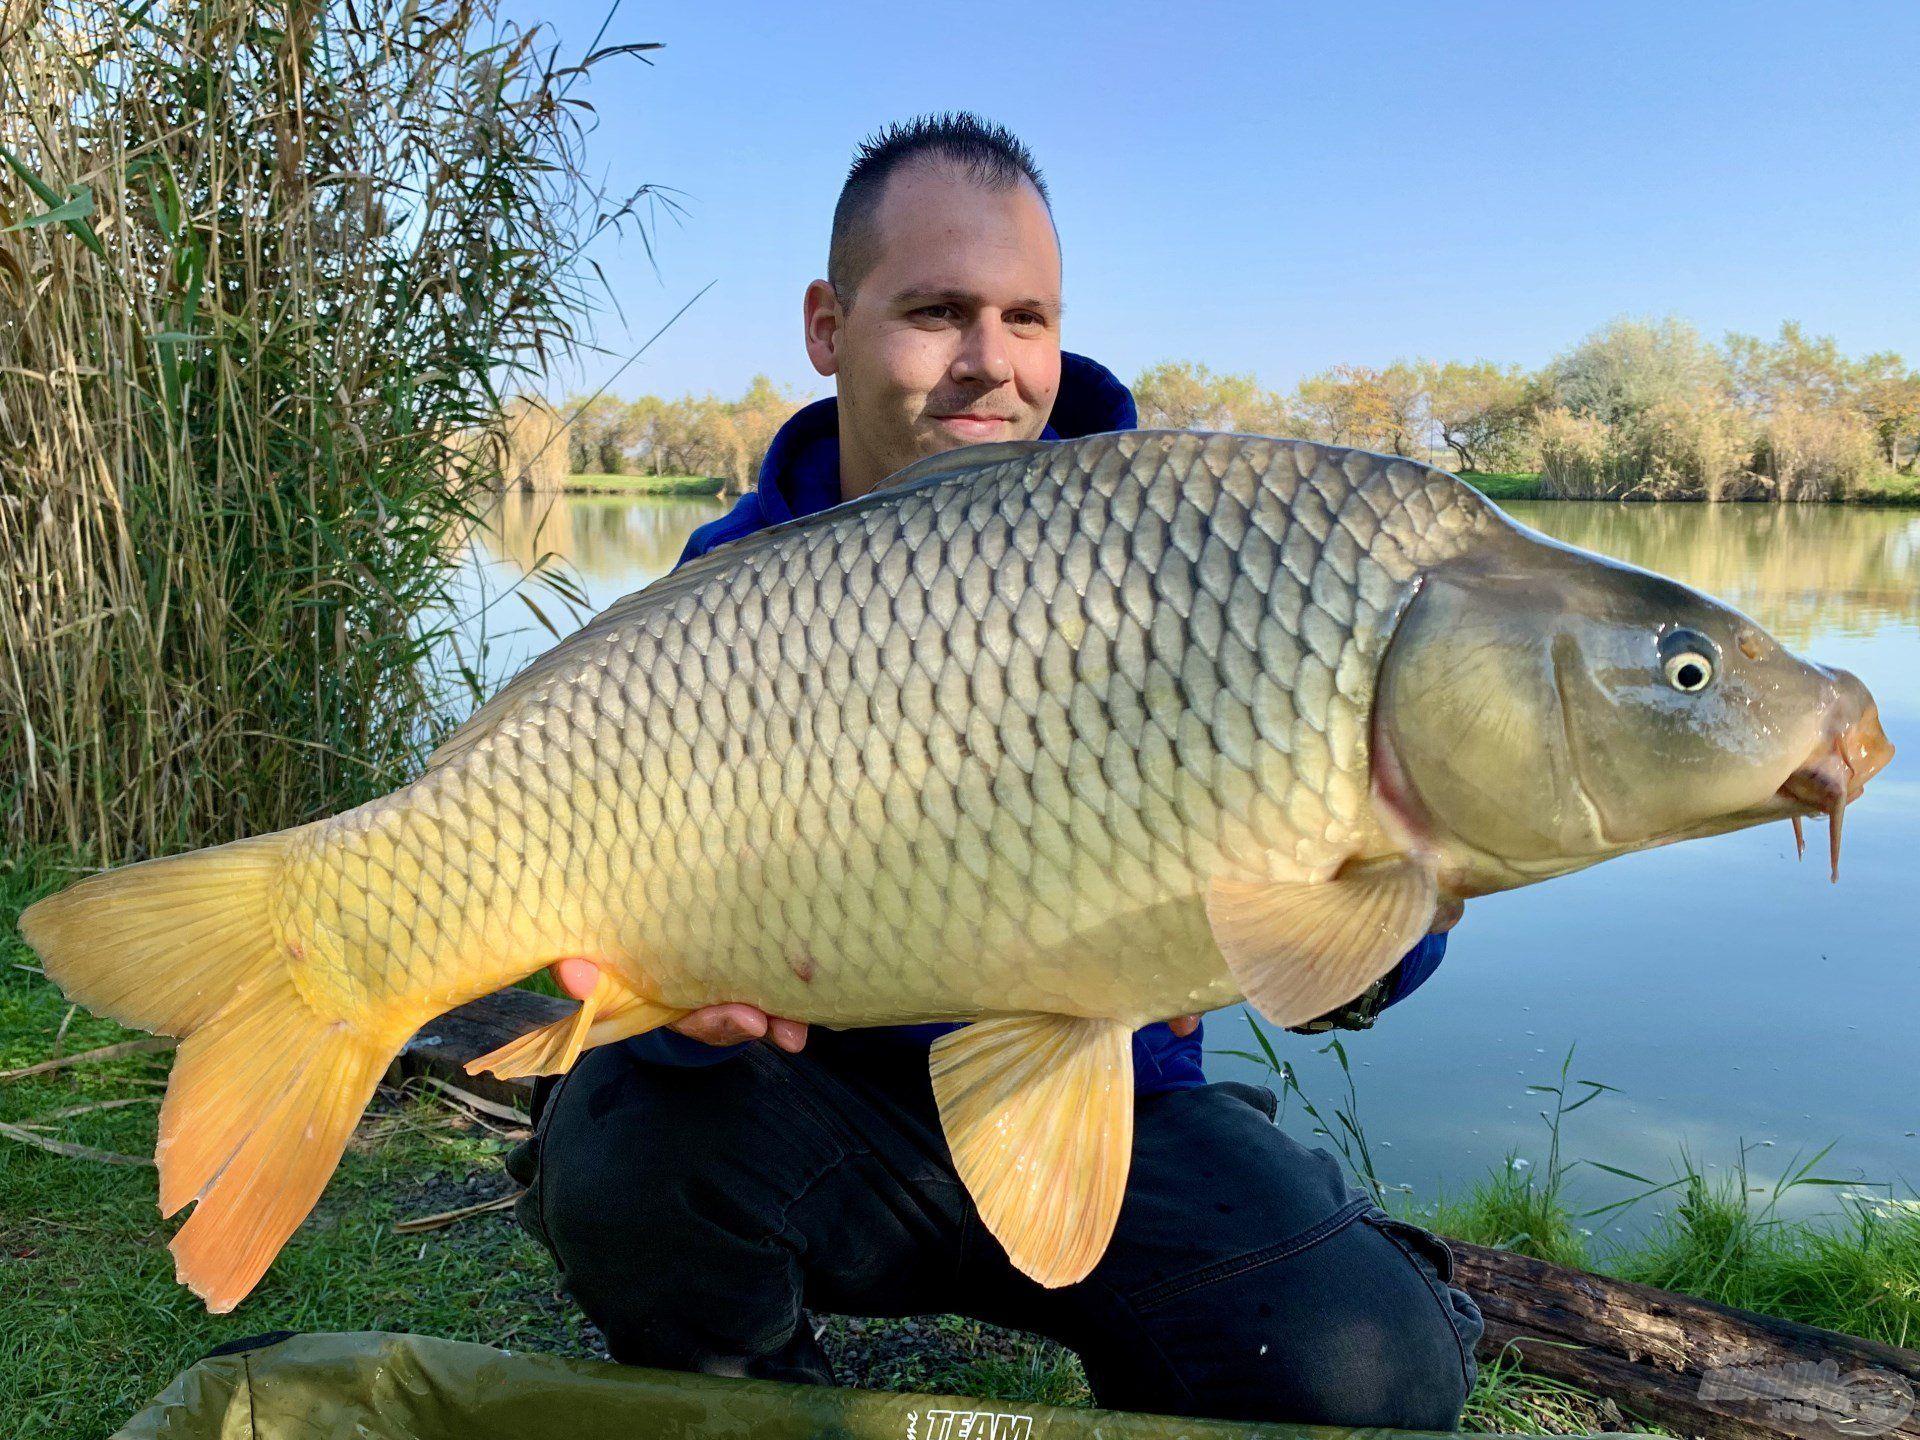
0, 0, 607, 862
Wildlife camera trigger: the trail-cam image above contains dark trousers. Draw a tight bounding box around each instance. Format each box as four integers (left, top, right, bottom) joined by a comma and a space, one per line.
506, 1027, 1484, 1428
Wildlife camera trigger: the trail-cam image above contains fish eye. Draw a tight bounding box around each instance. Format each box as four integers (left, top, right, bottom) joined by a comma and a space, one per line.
1658, 628, 1718, 693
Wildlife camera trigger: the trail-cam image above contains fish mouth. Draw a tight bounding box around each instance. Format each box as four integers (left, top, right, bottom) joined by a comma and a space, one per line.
1775, 695, 1893, 882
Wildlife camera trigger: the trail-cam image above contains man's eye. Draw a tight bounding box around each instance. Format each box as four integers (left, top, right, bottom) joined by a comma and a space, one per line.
1010, 311, 1046, 328
914, 304, 955, 321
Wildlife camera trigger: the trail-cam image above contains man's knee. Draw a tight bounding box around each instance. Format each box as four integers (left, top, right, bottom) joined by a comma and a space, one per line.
511, 1044, 835, 1370
521, 1044, 839, 1270
1087, 1084, 1482, 1427
1104, 1204, 1482, 1428
1281, 1208, 1482, 1428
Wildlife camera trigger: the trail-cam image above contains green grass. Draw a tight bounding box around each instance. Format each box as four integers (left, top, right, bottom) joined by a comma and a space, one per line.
1850, 470, 1920, 506
1460, 471, 1546, 500
1227, 1023, 1920, 1432
1461, 469, 1920, 505
561, 473, 726, 496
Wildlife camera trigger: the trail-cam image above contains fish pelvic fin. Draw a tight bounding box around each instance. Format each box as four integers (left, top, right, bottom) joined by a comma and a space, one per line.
1205, 855, 1439, 1029
930, 1013, 1134, 1290
160, 971, 393, 1313
466, 969, 686, 1081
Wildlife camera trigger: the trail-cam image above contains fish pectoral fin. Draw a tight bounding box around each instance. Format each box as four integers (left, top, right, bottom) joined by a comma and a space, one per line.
1205, 855, 1439, 1029
929, 1013, 1134, 1290
466, 971, 686, 1081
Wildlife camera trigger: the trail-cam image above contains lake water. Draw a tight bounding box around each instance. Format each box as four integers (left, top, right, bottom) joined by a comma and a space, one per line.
455, 489, 1919, 1236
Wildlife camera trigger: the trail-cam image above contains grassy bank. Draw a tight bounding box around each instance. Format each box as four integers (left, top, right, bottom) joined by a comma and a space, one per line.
7, 861, 1915, 1438
1850, 470, 1920, 506
558, 473, 726, 497
1460, 471, 1546, 500
1461, 470, 1920, 505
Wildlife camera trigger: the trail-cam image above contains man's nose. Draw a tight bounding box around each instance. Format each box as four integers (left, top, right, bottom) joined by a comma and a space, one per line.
952, 316, 1015, 386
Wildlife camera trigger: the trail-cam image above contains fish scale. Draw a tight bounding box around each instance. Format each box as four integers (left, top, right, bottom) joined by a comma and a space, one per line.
269, 432, 1488, 1034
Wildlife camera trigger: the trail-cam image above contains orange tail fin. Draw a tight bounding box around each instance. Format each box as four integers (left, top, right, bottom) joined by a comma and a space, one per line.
160, 972, 390, 1311
19, 830, 401, 1313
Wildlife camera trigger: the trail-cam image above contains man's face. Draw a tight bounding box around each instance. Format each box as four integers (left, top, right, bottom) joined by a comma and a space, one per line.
805, 161, 1063, 499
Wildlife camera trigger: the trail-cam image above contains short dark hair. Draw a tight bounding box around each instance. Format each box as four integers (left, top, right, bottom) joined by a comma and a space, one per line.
828, 112, 1051, 306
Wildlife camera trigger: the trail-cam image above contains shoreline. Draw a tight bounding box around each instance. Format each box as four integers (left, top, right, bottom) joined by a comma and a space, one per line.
1462, 471, 1920, 506
513, 472, 1919, 507
509, 474, 728, 498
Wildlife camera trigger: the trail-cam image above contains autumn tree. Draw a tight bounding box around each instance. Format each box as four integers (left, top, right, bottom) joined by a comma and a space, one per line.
1545, 317, 1727, 427
1292, 363, 1426, 455
1133, 361, 1290, 433
1724, 323, 1886, 498
1857, 355, 1920, 472
1540, 319, 1743, 499
560, 393, 638, 475
1725, 321, 1858, 413
715, 374, 802, 492
1423, 361, 1537, 472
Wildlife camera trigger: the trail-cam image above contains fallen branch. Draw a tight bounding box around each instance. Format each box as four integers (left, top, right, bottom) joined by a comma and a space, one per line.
0, 1118, 151, 1166
396, 989, 566, 1104
418, 1076, 529, 1125
394, 1191, 521, 1234
0, 1036, 174, 1081
20, 1096, 158, 1125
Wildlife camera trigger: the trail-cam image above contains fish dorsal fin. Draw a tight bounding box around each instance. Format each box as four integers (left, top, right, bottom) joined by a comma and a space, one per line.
873, 437, 1049, 491
425, 441, 1047, 774
929, 1013, 1134, 1289
1205, 856, 1439, 1029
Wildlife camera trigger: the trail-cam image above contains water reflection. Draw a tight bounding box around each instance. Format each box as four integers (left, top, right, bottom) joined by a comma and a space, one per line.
1505, 501, 1920, 643
485, 490, 727, 589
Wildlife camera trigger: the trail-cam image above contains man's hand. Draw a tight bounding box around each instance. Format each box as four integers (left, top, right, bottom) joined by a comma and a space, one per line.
670, 1003, 809, 1054
1285, 898, 1467, 1035
546, 960, 809, 1054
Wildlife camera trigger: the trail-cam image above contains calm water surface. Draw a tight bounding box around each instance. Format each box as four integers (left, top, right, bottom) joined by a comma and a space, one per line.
457, 491, 1919, 1234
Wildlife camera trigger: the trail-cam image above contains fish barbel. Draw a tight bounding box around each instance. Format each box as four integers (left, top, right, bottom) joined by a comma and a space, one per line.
20, 432, 1893, 1311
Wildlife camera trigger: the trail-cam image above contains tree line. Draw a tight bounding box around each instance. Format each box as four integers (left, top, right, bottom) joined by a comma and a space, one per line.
555, 375, 800, 492
536, 318, 1919, 501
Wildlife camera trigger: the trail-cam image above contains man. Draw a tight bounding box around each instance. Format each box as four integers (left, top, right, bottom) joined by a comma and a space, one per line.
508, 114, 1483, 1428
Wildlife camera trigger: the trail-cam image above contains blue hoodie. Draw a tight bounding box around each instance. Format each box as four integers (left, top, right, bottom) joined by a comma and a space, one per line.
626, 351, 1448, 1093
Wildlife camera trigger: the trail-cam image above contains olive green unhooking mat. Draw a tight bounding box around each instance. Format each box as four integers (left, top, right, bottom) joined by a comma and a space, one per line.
114, 1331, 1634, 1440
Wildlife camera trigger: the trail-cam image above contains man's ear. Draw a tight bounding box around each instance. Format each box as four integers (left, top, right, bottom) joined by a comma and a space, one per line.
803, 279, 843, 377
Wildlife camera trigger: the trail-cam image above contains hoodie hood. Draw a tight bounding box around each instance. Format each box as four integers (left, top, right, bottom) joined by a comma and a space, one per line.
753, 351, 1138, 525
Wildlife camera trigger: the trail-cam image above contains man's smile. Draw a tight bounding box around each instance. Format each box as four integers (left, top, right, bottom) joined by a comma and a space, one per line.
931, 412, 1016, 440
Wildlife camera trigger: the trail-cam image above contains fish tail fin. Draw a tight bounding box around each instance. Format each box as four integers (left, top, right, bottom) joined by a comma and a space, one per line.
18, 830, 304, 1037
159, 972, 391, 1312
19, 829, 396, 1313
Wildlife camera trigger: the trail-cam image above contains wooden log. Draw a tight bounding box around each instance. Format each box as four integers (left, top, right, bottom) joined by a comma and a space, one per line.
394, 988, 565, 1106
401, 995, 1920, 1440
1451, 1241, 1920, 1440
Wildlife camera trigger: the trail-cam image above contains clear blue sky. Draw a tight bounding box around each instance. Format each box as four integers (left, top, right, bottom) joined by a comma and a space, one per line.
523, 0, 1919, 406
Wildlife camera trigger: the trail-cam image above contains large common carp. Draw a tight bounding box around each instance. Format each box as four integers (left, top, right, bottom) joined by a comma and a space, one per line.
21, 432, 1892, 1312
